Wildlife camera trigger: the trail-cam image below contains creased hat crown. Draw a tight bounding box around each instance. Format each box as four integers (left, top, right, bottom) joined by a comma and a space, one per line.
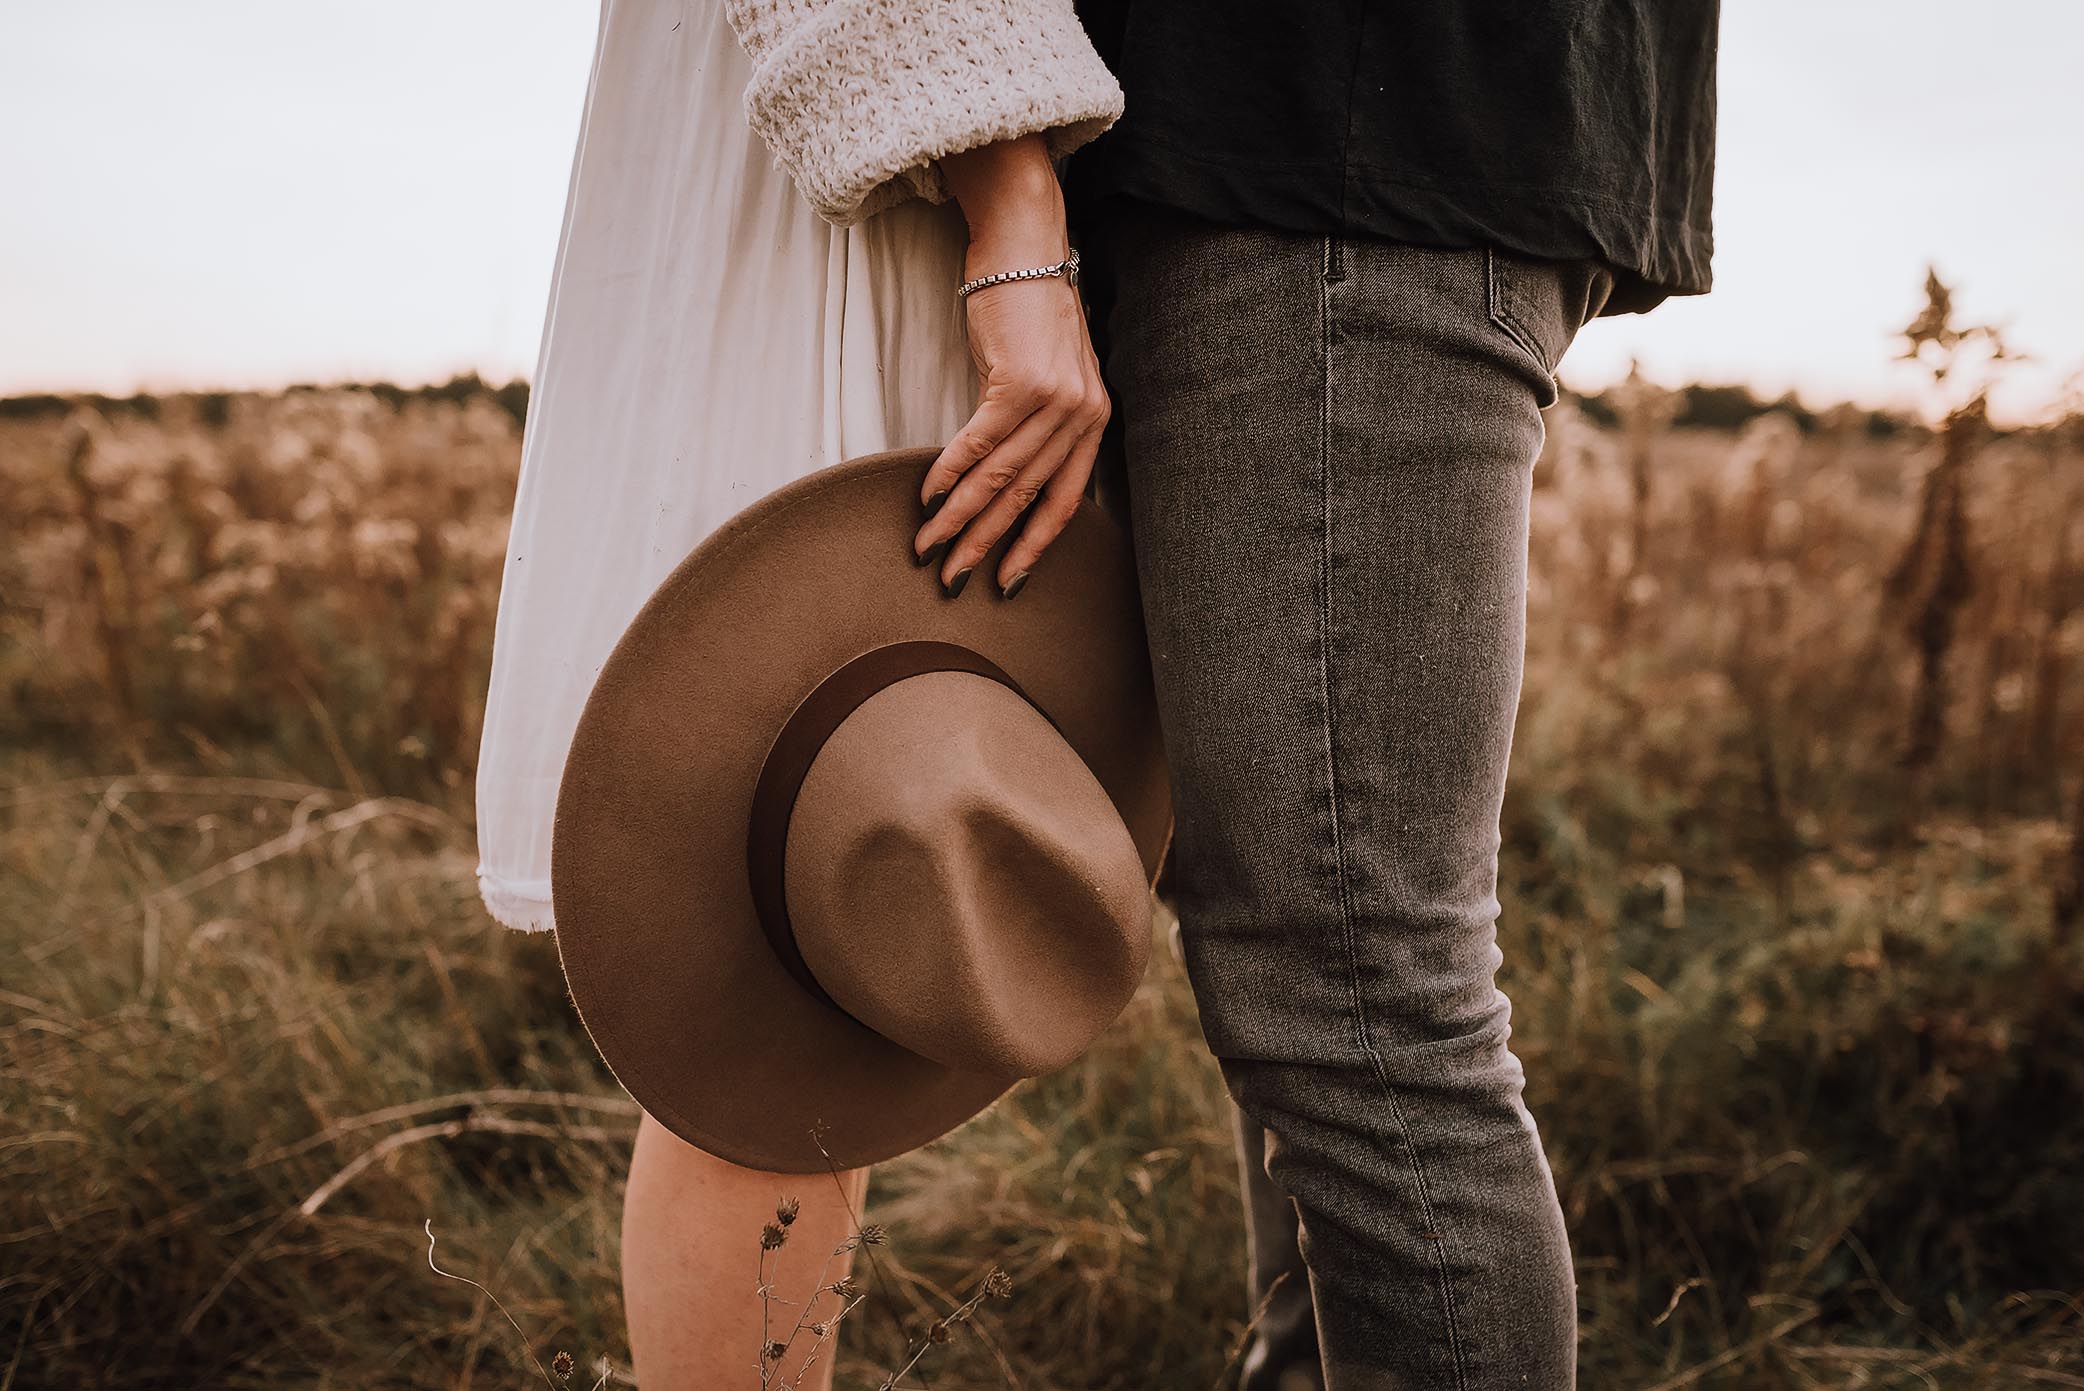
784, 671, 1151, 1077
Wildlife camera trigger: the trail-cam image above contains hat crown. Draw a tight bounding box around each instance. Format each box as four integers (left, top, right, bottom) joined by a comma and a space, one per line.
784, 672, 1151, 1077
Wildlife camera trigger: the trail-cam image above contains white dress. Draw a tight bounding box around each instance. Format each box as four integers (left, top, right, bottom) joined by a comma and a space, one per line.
473, 0, 982, 932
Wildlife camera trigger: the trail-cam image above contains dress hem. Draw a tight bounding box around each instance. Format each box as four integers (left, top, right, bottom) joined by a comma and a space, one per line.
479, 871, 557, 934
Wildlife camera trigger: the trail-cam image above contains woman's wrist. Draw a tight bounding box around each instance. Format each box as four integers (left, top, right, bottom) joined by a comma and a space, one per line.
940, 134, 1069, 266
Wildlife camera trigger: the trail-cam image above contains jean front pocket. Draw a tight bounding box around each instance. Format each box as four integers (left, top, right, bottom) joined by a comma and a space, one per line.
1483, 247, 1617, 405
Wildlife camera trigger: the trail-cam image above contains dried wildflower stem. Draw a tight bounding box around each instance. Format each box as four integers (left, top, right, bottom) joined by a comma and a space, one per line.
769, 1239, 861, 1385
759, 1245, 774, 1387
750, 1132, 1015, 1389
422, 1221, 559, 1389
807, 1130, 907, 1315
871, 1275, 1001, 1391
759, 1199, 872, 1389
870, 1269, 1011, 1391
775, 1228, 845, 1318
779, 1292, 868, 1391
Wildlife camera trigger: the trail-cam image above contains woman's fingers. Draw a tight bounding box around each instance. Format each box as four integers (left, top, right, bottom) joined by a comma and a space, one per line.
995, 415, 1103, 594
912, 388, 1062, 562
912, 404, 1056, 570
932, 413, 1088, 593
918, 368, 1050, 513
911, 363, 1110, 593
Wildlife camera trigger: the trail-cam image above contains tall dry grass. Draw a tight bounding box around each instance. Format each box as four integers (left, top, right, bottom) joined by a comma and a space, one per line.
2, 387, 515, 795
4, 296, 2084, 1386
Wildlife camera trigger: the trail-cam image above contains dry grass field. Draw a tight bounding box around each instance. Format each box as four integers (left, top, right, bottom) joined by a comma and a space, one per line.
5, 302, 2084, 1386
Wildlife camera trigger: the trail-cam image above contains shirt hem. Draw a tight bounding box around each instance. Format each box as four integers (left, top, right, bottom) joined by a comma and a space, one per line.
1066, 133, 1713, 316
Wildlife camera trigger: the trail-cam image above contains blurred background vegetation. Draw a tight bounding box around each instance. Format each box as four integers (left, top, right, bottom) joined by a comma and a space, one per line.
3, 274, 2082, 1387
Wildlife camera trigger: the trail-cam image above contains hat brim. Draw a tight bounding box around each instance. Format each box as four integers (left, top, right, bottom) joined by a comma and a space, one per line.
551, 446, 1172, 1173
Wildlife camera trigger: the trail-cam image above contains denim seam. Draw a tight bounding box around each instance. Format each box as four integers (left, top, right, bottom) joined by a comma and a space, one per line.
1316, 235, 1470, 1389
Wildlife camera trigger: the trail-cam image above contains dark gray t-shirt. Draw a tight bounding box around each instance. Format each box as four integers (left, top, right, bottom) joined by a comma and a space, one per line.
1063, 1, 1718, 316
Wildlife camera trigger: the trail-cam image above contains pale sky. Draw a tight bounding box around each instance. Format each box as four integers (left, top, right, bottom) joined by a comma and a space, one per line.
3, 1, 2079, 425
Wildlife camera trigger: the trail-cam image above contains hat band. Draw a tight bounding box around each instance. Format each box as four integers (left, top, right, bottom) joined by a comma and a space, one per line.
746, 640, 1056, 1021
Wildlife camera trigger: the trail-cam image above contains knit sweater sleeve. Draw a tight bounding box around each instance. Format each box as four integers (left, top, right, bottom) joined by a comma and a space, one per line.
721, 0, 1125, 226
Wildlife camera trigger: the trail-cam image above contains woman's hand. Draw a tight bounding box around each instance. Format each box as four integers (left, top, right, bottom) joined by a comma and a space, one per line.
913, 134, 1111, 599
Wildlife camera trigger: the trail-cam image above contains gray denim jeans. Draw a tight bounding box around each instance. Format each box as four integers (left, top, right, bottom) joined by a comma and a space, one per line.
1080, 197, 1614, 1390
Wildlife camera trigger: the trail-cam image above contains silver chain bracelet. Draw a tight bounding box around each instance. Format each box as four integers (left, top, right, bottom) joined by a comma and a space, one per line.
956, 248, 1081, 300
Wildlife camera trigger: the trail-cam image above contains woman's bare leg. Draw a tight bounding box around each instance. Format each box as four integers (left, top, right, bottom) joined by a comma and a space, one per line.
621, 1110, 871, 1391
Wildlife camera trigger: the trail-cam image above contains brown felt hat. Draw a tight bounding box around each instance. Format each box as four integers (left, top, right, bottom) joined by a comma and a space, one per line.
550, 445, 1173, 1173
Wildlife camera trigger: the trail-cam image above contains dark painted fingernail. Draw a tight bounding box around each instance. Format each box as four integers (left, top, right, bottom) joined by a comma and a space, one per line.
922, 489, 948, 519
1001, 569, 1032, 600
943, 566, 972, 599
914, 538, 947, 568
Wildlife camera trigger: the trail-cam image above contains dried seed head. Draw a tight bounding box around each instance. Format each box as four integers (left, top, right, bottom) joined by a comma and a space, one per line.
551, 1350, 575, 1383
858, 1223, 887, 1246
760, 1221, 787, 1251
984, 1268, 1013, 1299
809, 1321, 829, 1338
763, 1340, 788, 1362
831, 1275, 861, 1298
776, 1196, 801, 1227
928, 1319, 951, 1344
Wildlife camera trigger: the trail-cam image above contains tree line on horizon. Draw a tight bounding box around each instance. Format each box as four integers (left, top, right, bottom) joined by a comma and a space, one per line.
0, 371, 1927, 441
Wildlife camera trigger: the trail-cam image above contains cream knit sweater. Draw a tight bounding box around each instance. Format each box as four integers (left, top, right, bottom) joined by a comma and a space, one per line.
721, 0, 1125, 225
